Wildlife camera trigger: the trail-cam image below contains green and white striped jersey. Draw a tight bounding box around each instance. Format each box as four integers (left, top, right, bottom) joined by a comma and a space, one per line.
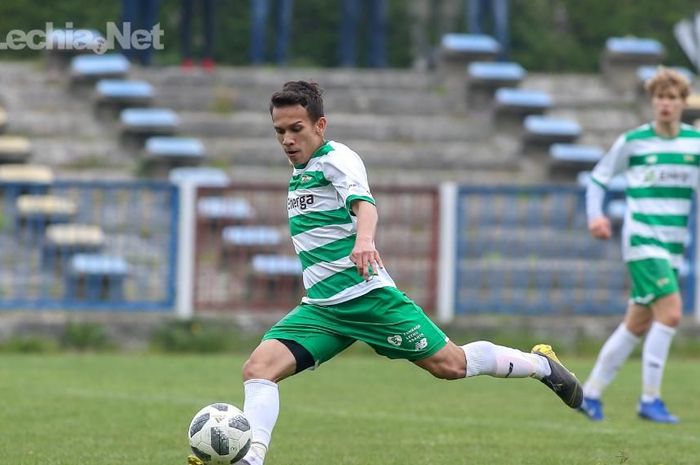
590, 123, 700, 268
287, 140, 396, 305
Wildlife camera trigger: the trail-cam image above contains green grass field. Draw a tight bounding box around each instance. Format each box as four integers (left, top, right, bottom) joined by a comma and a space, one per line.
2, 353, 699, 465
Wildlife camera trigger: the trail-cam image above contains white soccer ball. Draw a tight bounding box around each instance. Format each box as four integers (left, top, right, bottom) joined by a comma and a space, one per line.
188, 403, 252, 465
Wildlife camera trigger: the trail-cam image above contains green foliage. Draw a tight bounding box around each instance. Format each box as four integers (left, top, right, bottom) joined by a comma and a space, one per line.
0, 335, 58, 353
1, 0, 697, 70
61, 321, 113, 351
150, 319, 262, 353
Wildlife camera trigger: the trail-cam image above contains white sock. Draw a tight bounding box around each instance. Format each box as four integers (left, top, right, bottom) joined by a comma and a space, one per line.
462, 341, 551, 379
641, 321, 676, 402
241, 379, 279, 465
583, 324, 640, 399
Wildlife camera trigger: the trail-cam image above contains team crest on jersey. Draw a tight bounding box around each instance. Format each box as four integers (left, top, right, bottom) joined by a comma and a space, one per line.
387, 335, 402, 346
645, 155, 657, 164
685, 154, 695, 162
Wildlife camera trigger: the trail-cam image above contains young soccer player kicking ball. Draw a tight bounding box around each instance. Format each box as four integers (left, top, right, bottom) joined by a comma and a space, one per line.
578, 67, 698, 424
189, 80, 582, 465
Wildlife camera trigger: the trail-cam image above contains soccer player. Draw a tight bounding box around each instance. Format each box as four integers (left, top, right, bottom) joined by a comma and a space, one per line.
189, 80, 582, 465
578, 67, 698, 424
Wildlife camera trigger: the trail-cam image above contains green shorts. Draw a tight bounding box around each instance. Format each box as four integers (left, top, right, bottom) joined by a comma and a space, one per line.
627, 258, 679, 306
262, 286, 448, 365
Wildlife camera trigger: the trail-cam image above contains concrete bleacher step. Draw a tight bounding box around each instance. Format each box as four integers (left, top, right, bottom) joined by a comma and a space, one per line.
522, 73, 635, 108
202, 137, 521, 171
133, 66, 437, 90
153, 86, 450, 116
178, 111, 491, 142
27, 137, 124, 167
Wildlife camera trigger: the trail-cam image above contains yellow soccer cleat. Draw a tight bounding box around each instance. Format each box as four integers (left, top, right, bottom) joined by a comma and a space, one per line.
187, 455, 205, 465
531, 344, 583, 409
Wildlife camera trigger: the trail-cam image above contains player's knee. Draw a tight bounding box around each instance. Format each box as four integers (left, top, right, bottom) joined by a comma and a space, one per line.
658, 311, 681, 328
241, 356, 262, 381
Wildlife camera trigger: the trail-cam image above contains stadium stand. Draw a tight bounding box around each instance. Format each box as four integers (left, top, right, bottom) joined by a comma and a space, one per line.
95, 79, 155, 119
601, 36, 665, 91
64, 253, 129, 302
466, 61, 526, 106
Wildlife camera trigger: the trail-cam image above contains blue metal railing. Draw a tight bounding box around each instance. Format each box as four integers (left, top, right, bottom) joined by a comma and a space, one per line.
454, 185, 696, 315
0, 180, 178, 311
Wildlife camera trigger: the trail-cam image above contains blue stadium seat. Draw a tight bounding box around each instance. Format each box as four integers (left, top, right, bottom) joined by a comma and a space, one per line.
169, 167, 230, 187
549, 143, 604, 167
65, 253, 129, 302
523, 115, 582, 144
637, 65, 693, 85
251, 254, 302, 276
198, 197, 254, 222
96, 79, 154, 104
145, 136, 204, 159
439, 33, 501, 61
494, 88, 552, 115
70, 54, 130, 81
121, 108, 179, 133
222, 226, 281, 247
467, 62, 526, 87
605, 37, 665, 59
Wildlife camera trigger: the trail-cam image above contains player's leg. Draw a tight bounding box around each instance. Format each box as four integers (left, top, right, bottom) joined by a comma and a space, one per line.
414, 339, 582, 408
236, 303, 355, 465
639, 291, 682, 423
344, 287, 581, 408
579, 302, 648, 420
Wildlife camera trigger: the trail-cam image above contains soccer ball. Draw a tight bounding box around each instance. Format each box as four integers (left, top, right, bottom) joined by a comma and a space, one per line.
188, 403, 252, 465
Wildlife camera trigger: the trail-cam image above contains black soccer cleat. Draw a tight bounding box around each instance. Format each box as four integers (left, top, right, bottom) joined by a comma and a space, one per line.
531, 344, 583, 409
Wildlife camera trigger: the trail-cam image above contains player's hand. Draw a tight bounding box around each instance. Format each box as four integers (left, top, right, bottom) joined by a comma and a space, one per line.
588, 216, 612, 240
350, 237, 384, 280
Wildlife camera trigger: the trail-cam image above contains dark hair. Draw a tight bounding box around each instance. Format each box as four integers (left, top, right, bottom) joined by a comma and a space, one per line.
269, 81, 325, 122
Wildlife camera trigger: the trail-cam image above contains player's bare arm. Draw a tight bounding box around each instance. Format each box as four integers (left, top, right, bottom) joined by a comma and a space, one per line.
350, 200, 384, 280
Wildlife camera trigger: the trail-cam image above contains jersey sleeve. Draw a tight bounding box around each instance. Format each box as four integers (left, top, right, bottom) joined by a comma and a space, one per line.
322, 150, 375, 212
590, 134, 628, 187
